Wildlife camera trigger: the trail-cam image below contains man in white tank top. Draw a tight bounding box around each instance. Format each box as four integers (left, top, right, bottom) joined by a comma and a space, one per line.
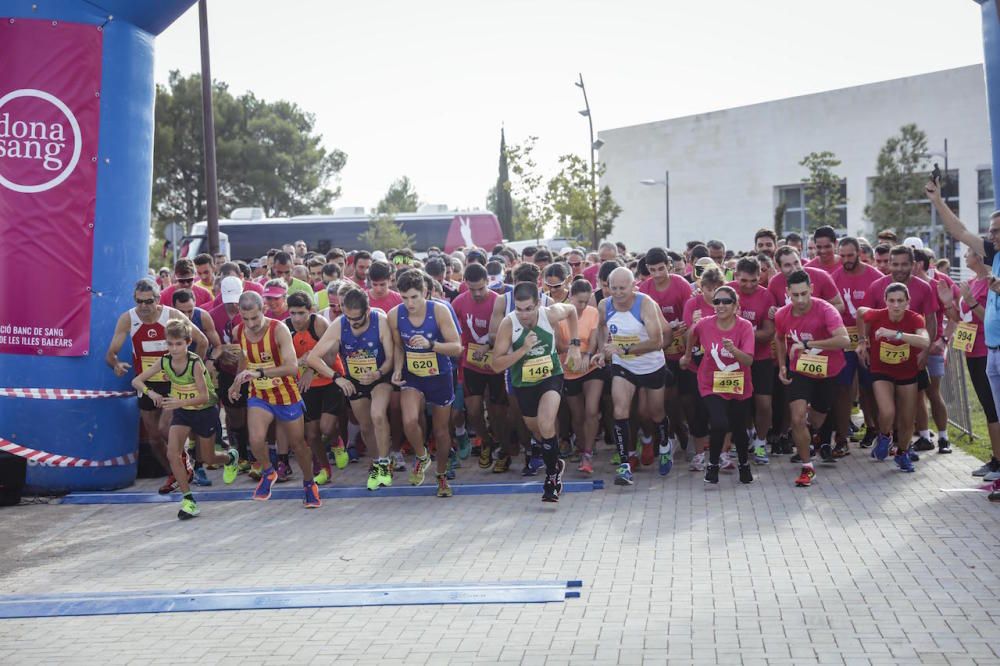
595, 267, 670, 487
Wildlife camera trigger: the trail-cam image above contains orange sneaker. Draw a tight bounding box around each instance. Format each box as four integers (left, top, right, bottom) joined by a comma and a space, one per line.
795, 465, 816, 487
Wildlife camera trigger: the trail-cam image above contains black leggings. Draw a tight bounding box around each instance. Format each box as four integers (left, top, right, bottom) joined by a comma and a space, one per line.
967, 356, 998, 424
703, 396, 752, 467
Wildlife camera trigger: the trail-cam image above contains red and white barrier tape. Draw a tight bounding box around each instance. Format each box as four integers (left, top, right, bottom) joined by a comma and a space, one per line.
0, 388, 134, 400
0, 437, 137, 467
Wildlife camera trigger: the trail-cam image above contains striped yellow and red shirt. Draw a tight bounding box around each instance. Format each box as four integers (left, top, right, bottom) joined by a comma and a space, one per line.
237, 318, 302, 405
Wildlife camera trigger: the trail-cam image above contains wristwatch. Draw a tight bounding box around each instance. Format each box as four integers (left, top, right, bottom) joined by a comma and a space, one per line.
894, 330, 903, 341
569, 338, 581, 347
256, 368, 265, 379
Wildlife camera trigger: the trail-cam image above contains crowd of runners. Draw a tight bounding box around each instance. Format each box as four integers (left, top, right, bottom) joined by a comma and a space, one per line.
110, 177, 1000, 520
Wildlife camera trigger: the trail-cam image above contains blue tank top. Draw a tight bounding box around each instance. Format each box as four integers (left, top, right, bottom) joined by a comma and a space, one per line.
339, 312, 386, 379
433, 297, 462, 336
187, 308, 205, 353
395, 301, 453, 379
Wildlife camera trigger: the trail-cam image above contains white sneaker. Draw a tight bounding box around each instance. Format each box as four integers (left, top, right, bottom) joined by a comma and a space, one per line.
721, 451, 737, 471
390, 451, 407, 472
985, 468, 1000, 482
689, 452, 705, 472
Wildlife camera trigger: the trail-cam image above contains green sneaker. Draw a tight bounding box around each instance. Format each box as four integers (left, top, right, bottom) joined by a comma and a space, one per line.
314, 467, 331, 485
366, 462, 381, 491
611, 452, 621, 465
222, 450, 239, 485
177, 497, 200, 520
410, 454, 431, 486
332, 445, 349, 470
377, 462, 393, 488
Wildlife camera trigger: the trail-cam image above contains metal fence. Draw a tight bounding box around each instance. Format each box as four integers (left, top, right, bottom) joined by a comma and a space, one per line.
941, 349, 976, 441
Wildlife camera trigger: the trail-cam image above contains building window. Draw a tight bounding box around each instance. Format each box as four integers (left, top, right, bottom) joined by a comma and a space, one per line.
777, 182, 847, 235
979, 169, 995, 234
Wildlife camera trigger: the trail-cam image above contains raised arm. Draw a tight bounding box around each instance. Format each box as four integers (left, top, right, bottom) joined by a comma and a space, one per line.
927, 179, 986, 255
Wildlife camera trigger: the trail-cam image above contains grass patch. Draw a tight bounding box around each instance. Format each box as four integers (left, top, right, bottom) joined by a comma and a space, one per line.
949, 371, 993, 462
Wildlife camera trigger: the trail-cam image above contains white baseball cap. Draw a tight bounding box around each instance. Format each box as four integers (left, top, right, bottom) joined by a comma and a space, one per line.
903, 236, 924, 250
220, 276, 243, 304
371, 250, 388, 262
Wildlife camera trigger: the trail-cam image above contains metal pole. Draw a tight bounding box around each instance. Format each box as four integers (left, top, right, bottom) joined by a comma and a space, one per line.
943, 138, 950, 263
578, 73, 598, 251
199, 0, 220, 256
664, 170, 670, 249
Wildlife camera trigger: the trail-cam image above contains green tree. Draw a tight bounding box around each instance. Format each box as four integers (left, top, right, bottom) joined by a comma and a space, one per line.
774, 202, 786, 239
864, 123, 929, 233
494, 128, 515, 240
505, 136, 552, 241
486, 185, 525, 229
546, 154, 621, 242
152, 70, 346, 231
799, 151, 846, 231
359, 214, 414, 250
377, 176, 420, 215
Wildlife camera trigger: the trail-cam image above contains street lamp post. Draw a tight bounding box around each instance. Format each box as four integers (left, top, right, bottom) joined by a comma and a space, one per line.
576, 74, 601, 251
640, 172, 670, 248
199, 0, 220, 256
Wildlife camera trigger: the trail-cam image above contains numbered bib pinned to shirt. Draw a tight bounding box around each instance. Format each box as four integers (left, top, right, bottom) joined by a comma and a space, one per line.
712, 371, 745, 395
407, 351, 440, 377
466, 343, 493, 368
665, 333, 684, 355
878, 342, 910, 365
612, 334, 641, 360
794, 353, 829, 378
346, 355, 377, 379
953, 322, 978, 353
846, 326, 860, 347
143, 356, 167, 383
521, 355, 554, 383
247, 362, 280, 390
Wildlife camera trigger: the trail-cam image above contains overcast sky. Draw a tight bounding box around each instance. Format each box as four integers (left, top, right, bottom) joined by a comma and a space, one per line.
153, 0, 986, 213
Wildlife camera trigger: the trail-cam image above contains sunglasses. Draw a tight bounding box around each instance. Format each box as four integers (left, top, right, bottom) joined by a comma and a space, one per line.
135, 297, 156, 305
543, 281, 566, 290
175, 277, 194, 284
568, 262, 582, 268
712, 298, 735, 306
345, 310, 368, 322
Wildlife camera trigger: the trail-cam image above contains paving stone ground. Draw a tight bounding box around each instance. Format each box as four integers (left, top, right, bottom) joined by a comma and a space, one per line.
1, 442, 999, 665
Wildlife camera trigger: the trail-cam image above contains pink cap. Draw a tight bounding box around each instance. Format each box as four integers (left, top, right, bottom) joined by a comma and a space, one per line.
263, 284, 287, 299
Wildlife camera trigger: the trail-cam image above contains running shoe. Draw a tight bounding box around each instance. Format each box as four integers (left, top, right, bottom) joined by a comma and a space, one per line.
578, 453, 594, 475
770, 438, 784, 457
303, 482, 322, 508
177, 497, 200, 520
937, 437, 952, 454
989, 488, 1000, 502
249, 462, 262, 481
559, 439, 573, 458
456, 431, 472, 459
478, 442, 493, 469
912, 436, 934, 452
410, 455, 431, 486
192, 467, 212, 486
528, 455, 544, 475
658, 442, 673, 476
973, 458, 1000, 477
611, 451, 621, 465
704, 463, 719, 485
872, 433, 892, 462
275, 460, 292, 483
689, 452, 705, 472
554, 458, 565, 494
542, 477, 559, 503
614, 463, 634, 486
640, 441, 655, 467
366, 463, 380, 491
493, 455, 511, 474
222, 449, 239, 485
832, 443, 850, 459
894, 452, 915, 473
720, 451, 737, 472
436, 474, 453, 498
781, 436, 794, 455
858, 429, 877, 449
253, 467, 278, 501
347, 443, 359, 463
738, 464, 753, 484
908, 449, 920, 462
238, 458, 252, 473
794, 466, 816, 488
628, 452, 640, 473
332, 444, 349, 470
753, 445, 769, 466
470, 438, 482, 459
985, 468, 1000, 482
390, 450, 408, 472
314, 466, 331, 486
378, 461, 393, 488
158, 475, 178, 495
819, 443, 835, 464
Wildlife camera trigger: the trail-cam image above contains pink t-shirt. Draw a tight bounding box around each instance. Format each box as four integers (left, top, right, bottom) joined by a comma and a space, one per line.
805, 255, 841, 275
692, 315, 755, 400
583, 264, 600, 289
768, 267, 839, 306
928, 271, 959, 356
368, 289, 403, 314
160, 283, 213, 308
958, 277, 989, 359
831, 264, 884, 327
682, 293, 716, 372
640, 274, 694, 360
727, 282, 775, 360
452, 289, 499, 375
774, 297, 847, 378
862, 274, 938, 321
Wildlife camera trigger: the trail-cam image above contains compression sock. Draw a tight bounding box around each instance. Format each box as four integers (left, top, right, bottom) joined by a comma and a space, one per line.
613, 419, 630, 463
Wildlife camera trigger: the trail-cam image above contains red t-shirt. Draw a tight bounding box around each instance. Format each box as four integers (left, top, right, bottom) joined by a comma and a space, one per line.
727, 282, 775, 361
805, 255, 841, 275
452, 289, 499, 375
957, 277, 989, 359
640, 274, 693, 359
368, 290, 403, 314
767, 267, 839, 307
831, 264, 884, 327
863, 308, 926, 380
692, 315, 755, 400
774, 297, 846, 378
160, 283, 213, 308
583, 264, 600, 289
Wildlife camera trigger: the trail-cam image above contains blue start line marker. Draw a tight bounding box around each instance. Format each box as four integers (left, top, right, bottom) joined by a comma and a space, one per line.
0, 580, 584, 619
58, 480, 604, 504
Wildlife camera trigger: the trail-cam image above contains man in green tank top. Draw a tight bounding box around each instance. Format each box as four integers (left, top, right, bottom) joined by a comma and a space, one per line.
492, 282, 581, 503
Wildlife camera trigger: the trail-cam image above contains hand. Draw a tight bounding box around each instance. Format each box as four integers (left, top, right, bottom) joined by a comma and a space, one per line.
990, 276, 1000, 296
334, 376, 356, 397
523, 331, 538, 351
160, 396, 181, 410
789, 341, 805, 356
589, 352, 605, 369
606, 345, 625, 359
148, 390, 164, 408
358, 369, 380, 386
930, 338, 946, 355
778, 365, 791, 386
856, 343, 869, 368
674, 322, 688, 337
917, 349, 929, 370
679, 354, 691, 371
471, 348, 489, 364
391, 368, 404, 386
767, 305, 778, 320
925, 178, 941, 201
874, 327, 896, 340
566, 346, 582, 372
721, 338, 736, 354
961, 282, 974, 306
234, 369, 256, 386
112, 361, 131, 377
296, 373, 311, 395
409, 334, 431, 350
936, 280, 954, 307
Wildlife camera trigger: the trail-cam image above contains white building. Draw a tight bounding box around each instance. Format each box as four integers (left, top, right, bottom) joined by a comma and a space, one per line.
598, 65, 992, 254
